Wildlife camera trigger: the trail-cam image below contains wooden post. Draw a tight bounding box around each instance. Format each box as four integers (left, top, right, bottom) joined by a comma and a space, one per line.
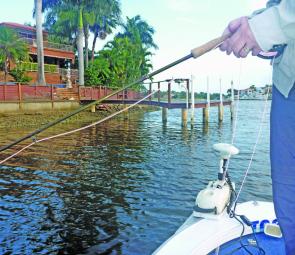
182, 108, 188, 127
78, 85, 81, 101
162, 107, 168, 123
218, 104, 224, 122
191, 75, 195, 126
51, 84, 54, 101
149, 82, 152, 102
218, 78, 224, 122
18, 83, 22, 110
203, 107, 209, 123
168, 82, 171, 105
90, 104, 96, 113
158, 82, 161, 102
186, 79, 190, 104
51, 84, 54, 109
3, 83, 6, 101
230, 80, 235, 120
18, 83, 22, 102
203, 76, 210, 123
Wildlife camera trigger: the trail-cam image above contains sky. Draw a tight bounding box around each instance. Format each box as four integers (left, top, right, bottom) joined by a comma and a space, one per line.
0, 0, 272, 93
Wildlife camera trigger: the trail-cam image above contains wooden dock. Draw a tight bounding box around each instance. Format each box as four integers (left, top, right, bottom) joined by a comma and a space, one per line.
0, 78, 235, 125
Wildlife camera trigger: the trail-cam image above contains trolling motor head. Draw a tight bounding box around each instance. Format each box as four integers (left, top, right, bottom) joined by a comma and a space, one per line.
193, 143, 239, 219
213, 143, 239, 181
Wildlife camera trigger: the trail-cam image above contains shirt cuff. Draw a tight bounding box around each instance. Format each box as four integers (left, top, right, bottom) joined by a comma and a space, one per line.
248, 7, 288, 51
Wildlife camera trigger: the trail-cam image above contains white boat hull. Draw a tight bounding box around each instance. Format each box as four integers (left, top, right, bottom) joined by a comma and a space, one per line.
153, 201, 277, 255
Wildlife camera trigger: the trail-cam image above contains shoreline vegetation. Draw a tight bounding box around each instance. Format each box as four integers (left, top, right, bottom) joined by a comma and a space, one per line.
0, 104, 159, 129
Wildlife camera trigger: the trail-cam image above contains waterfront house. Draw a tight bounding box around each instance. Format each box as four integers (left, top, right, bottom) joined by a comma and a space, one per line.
237, 85, 272, 100
0, 22, 77, 85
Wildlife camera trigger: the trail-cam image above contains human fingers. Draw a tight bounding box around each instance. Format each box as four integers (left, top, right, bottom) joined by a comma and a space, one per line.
240, 45, 252, 58
219, 28, 231, 51
220, 39, 229, 51
252, 47, 261, 56
228, 17, 244, 33
228, 30, 245, 57
219, 17, 244, 54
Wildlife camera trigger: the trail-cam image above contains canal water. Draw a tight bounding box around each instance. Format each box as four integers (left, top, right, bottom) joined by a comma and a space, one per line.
0, 100, 271, 255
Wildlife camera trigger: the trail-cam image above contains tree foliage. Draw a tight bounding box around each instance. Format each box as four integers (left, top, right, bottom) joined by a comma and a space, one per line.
0, 27, 29, 82
85, 36, 152, 89
9, 69, 32, 83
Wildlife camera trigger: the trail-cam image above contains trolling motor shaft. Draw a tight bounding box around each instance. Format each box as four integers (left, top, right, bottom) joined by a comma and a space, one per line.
193, 143, 239, 219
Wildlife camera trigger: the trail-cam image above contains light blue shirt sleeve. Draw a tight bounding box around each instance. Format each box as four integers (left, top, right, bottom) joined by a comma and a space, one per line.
248, 0, 295, 51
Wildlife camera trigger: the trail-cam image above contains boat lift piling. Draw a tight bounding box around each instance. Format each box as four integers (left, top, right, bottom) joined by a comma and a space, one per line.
218, 78, 224, 122
203, 76, 210, 123
190, 75, 195, 127
230, 80, 235, 120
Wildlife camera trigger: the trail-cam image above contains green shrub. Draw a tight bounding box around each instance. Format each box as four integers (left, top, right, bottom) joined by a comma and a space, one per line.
85, 66, 102, 86
9, 69, 32, 83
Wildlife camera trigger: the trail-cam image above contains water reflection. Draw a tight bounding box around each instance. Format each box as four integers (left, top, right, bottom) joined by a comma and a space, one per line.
0, 102, 272, 254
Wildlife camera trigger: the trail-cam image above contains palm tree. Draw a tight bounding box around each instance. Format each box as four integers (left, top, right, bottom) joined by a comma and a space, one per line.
0, 27, 29, 82
35, 0, 46, 85
118, 15, 158, 50
43, 0, 96, 86
90, 0, 121, 63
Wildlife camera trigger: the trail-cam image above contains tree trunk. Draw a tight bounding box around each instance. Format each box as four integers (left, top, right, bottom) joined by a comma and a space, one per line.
91, 30, 98, 63
84, 24, 89, 68
35, 0, 46, 85
77, 8, 85, 86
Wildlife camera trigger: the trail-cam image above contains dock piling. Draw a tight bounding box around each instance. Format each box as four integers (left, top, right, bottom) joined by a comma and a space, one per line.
182, 108, 188, 127
162, 107, 168, 123
230, 80, 235, 120
191, 75, 195, 126
203, 76, 210, 123
218, 78, 224, 122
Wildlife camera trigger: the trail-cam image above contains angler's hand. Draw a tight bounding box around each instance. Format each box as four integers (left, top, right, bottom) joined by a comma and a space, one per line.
219, 17, 262, 58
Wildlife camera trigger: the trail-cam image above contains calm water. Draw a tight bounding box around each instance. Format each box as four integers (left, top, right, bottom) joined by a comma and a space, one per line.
0, 101, 272, 255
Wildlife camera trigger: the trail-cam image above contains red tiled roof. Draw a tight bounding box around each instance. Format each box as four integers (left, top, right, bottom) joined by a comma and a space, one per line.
0, 22, 48, 34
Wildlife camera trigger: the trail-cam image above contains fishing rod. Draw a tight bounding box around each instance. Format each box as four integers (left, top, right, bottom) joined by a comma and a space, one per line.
0, 34, 230, 153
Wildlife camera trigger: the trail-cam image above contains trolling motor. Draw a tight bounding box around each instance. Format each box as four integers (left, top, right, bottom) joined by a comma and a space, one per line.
193, 143, 239, 219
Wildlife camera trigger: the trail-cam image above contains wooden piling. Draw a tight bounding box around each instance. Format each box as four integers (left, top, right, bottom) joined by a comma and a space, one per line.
203, 107, 209, 123
218, 78, 224, 122
90, 104, 96, 113
230, 80, 235, 120
218, 104, 224, 122
191, 75, 195, 126
158, 82, 161, 102
203, 76, 210, 123
149, 83, 152, 102
168, 82, 171, 105
182, 108, 188, 127
162, 107, 168, 123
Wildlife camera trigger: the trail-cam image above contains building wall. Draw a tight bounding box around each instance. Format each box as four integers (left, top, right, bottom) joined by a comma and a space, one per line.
27, 72, 63, 84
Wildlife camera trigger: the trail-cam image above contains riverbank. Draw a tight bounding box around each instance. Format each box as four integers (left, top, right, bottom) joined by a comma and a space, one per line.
0, 104, 159, 129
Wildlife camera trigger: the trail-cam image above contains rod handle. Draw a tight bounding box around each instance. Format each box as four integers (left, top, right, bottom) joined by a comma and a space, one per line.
191, 33, 231, 59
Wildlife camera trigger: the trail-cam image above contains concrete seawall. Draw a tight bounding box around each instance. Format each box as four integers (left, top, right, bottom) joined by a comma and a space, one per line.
0, 101, 80, 113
